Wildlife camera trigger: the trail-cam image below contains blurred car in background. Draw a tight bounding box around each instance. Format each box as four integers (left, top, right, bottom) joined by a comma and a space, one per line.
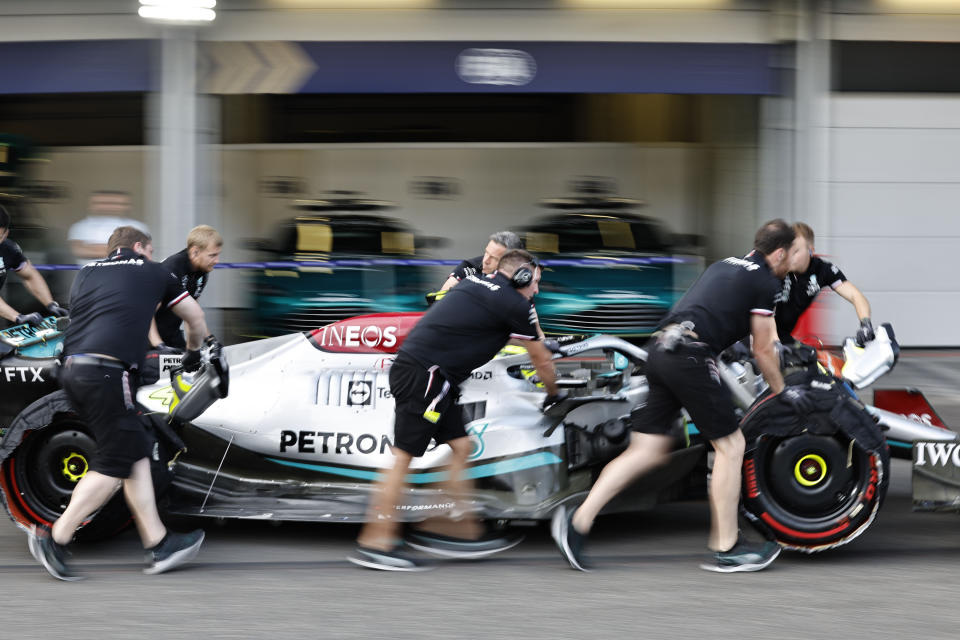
249, 193, 442, 336
515, 194, 700, 338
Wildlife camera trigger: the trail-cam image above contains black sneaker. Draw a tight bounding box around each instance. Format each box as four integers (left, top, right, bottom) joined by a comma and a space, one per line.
27, 524, 85, 581
347, 545, 432, 572
700, 538, 781, 573
406, 530, 524, 560
551, 505, 590, 572
144, 529, 205, 575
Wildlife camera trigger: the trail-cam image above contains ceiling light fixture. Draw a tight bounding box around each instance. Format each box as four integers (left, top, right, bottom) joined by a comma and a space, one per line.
138, 0, 217, 23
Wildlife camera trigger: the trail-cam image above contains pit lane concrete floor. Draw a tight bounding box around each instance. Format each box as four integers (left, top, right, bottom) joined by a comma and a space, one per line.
2, 351, 959, 639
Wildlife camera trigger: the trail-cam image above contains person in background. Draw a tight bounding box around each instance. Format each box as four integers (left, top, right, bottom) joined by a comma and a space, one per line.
0, 204, 69, 326
430, 230, 547, 340
437, 230, 525, 293
68, 191, 148, 264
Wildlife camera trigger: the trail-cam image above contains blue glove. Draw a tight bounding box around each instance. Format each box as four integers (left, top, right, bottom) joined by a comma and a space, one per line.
14, 312, 44, 327
780, 385, 814, 416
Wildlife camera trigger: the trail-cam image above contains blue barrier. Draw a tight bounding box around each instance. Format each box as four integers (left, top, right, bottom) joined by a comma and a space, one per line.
34, 255, 699, 271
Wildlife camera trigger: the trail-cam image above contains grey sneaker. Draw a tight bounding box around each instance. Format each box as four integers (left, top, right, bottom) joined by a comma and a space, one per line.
701, 538, 781, 573
347, 545, 432, 572
28, 524, 85, 581
406, 530, 524, 560
144, 529, 205, 575
551, 505, 590, 572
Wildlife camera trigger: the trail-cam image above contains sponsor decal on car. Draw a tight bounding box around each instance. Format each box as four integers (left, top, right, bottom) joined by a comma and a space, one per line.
159, 354, 183, 373
2, 366, 45, 382
347, 380, 372, 406
915, 442, 960, 467
467, 423, 488, 460
395, 503, 457, 512
901, 412, 937, 427
280, 429, 394, 455
148, 386, 175, 407
315, 324, 398, 350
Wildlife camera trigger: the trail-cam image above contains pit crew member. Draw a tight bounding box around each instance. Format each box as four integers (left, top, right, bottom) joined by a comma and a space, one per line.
554, 219, 806, 573
436, 230, 524, 294
0, 204, 69, 327
149, 224, 222, 350
27, 226, 213, 580
351, 249, 560, 571
777, 221, 873, 345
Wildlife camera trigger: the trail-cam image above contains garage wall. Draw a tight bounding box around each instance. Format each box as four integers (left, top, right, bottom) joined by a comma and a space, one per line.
31, 143, 706, 309
699, 96, 761, 262
826, 95, 960, 346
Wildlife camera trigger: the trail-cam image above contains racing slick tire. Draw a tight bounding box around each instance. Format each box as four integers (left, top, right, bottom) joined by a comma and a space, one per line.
1, 393, 176, 542
2, 416, 131, 541
740, 425, 887, 553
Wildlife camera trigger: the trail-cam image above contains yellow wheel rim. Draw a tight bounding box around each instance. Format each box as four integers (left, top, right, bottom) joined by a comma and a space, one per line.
61, 452, 89, 483
794, 453, 827, 487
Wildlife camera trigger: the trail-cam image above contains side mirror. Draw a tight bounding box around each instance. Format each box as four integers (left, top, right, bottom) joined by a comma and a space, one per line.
613, 352, 630, 371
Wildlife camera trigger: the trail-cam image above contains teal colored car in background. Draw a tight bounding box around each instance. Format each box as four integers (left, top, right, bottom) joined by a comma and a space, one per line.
250, 197, 436, 336
517, 206, 701, 337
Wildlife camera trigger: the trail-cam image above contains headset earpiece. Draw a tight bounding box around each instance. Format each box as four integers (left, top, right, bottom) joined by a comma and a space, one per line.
510, 261, 537, 288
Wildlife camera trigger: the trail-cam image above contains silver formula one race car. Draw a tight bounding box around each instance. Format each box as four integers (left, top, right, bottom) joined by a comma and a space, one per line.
1, 313, 956, 550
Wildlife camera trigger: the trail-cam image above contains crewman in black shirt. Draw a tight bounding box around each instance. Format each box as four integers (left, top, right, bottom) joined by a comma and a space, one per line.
28, 226, 214, 581
554, 219, 808, 574
149, 224, 222, 349
350, 249, 561, 571
777, 222, 873, 345
0, 204, 69, 326
437, 230, 524, 293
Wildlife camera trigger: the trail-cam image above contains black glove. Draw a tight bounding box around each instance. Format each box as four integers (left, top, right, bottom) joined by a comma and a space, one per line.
181, 349, 202, 373
14, 312, 44, 327
721, 340, 751, 364
543, 339, 562, 354
46, 301, 69, 318
541, 391, 569, 411
153, 342, 184, 356
855, 317, 875, 347
780, 385, 814, 416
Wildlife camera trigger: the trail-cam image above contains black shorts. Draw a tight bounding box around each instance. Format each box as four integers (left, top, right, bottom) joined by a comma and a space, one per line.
60, 361, 152, 479
633, 340, 739, 441
389, 353, 467, 457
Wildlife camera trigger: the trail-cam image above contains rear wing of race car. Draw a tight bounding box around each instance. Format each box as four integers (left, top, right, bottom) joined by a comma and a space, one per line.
868, 388, 958, 456
873, 388, 948, 429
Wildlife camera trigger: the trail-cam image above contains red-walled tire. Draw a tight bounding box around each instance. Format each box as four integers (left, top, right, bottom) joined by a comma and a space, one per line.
4, 417, 131, 541
742, 432, 887, 553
